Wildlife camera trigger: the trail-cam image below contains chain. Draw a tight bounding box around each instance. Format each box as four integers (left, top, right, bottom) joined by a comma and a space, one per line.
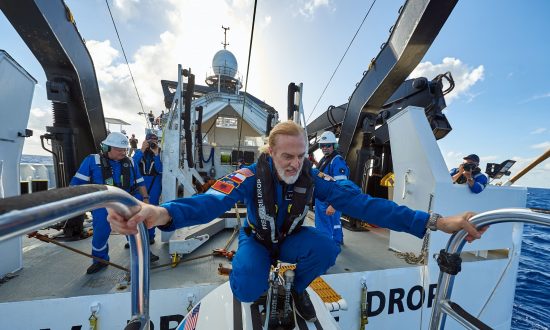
394, 230, 430, 264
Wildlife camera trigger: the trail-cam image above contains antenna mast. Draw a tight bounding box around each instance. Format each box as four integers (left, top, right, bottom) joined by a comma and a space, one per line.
221, 25, 230, 49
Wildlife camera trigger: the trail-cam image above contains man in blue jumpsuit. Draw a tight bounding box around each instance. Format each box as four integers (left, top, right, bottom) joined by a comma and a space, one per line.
314, 131, 349, 245
129, 132, 162, 250
70, 132, 149, 274
450, 154, 488, 194
107, 121, 486, 322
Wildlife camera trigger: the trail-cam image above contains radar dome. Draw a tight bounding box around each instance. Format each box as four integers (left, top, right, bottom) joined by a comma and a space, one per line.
212, 49, 238, 78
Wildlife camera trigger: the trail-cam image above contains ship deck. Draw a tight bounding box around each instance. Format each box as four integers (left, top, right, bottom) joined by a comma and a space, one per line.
0, 211, 419, 303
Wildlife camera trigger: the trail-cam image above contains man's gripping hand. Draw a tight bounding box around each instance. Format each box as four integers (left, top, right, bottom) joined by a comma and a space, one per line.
437, 211, 489, 243
107, 202, 171, 235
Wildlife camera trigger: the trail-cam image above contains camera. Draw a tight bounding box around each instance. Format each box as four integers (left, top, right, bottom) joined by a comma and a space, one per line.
148, 141, 157, 149
463, 163, 475, 171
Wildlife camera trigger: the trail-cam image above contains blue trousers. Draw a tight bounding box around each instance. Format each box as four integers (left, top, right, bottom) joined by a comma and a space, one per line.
229, 226, 340, 302
91, 208, 110, 263
92, 208, 155, 265
314, 199, 344, 245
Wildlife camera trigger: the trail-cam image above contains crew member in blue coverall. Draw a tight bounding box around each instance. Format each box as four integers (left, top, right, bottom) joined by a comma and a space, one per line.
70, 132, 149, 274
450, 154, 488, 194
128, 132, 162, 253
314, 131, 349, 245
107, 121, 486, 322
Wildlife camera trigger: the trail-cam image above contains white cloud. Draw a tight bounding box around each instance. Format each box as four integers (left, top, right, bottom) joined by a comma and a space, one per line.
74, 0, 259, 144
299, 0, 332, 18
112, 0, 141, 22
27, 107, 51, 131
263, 15, 272, 27
530, 141, 550, 150
410, 57, 484, 104
530, 128, 547, 135
521, 92, 550, 104
22, 128, 49, 155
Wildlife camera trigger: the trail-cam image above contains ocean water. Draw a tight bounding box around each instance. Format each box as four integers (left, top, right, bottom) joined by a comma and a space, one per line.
512, 187, 550, 330
18, 155, 550, 328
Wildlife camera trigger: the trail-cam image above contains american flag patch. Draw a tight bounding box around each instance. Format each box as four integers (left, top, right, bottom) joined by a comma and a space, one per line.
211, 180, 235, 194
178, 303, 201, 330
237, 168, 254, 177
227, 172, 247, 184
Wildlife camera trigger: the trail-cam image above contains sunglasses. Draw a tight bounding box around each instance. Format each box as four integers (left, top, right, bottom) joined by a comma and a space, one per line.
319, 143, 333, 148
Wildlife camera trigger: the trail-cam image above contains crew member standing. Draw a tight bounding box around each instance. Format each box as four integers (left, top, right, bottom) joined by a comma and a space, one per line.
314, 131, 349, 245
128, 133, 162, 258
70, 132, 148, 274
129, 134, 138, 157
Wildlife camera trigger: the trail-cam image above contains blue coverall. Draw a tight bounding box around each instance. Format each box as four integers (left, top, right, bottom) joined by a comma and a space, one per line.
158, 156, 430, 303
70, 154, 145, 264
133, 149, 163, 240
314, 153, 349, 244
449, 168, 488, 194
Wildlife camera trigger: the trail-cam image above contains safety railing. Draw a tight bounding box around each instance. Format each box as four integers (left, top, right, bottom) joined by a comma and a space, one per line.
429, 208, 550, 330
0, 185, 151, 330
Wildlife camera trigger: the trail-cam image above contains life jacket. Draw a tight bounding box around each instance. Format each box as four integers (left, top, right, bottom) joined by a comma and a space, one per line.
249, 153, 314, 251
138, 150, 160, 176
95, 154, 137, 192
318, 151, 342, 174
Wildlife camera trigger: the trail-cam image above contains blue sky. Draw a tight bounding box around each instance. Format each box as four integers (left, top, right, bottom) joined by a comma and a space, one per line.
1, 0, 549, 188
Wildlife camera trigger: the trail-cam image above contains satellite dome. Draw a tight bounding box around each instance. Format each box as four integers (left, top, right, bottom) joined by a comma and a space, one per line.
212, 49, 238, 78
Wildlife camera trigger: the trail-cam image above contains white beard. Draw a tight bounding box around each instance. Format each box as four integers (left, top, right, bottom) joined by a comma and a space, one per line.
274, 162, 303, 185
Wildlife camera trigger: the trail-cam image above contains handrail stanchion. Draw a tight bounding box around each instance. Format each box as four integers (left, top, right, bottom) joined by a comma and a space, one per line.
429, 208, 550, 330
0, 184, 151, 330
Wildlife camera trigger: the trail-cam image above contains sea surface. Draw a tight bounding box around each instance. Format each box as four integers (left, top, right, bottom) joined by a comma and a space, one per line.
512, 187, 550, 330
19, 155, 550, 328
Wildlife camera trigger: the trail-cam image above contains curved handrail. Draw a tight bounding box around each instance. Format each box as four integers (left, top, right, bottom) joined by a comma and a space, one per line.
429, 208, 550, 330
0, 185, 150, 330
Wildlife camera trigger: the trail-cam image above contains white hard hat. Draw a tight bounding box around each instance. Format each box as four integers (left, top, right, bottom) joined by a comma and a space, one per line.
102, 132, 129, 148
319, 131, 337, 144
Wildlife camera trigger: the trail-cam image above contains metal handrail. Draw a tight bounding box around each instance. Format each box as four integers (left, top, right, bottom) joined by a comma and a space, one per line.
429, 208, 550, 330
0, 185, 151, 330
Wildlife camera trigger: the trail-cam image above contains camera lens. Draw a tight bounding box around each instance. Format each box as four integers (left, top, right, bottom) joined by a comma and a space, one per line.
149, 142, 157, 149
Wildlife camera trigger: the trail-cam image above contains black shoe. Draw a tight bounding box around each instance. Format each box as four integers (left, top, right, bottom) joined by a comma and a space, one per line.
150, 252, 159, 263
86, 262, 108, 274
292, 290, 317, 322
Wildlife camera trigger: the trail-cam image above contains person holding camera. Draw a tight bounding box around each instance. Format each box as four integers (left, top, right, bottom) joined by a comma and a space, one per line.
450, 154, 488, 194
128, 132, 163, 260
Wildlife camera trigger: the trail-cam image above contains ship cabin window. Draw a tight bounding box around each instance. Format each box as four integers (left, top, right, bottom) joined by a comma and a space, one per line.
231, 150, 255, 165
244, 136, 264, 147
216, 116, 238, 129
220, 151, 231, 165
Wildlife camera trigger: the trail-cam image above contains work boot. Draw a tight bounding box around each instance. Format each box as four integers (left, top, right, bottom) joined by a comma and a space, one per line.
86, 262, 108, 274
150, 252, 160, 263
291, 290, 317, 322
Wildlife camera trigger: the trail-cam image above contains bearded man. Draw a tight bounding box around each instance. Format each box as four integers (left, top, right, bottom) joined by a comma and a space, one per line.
107, 120, 485, 323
